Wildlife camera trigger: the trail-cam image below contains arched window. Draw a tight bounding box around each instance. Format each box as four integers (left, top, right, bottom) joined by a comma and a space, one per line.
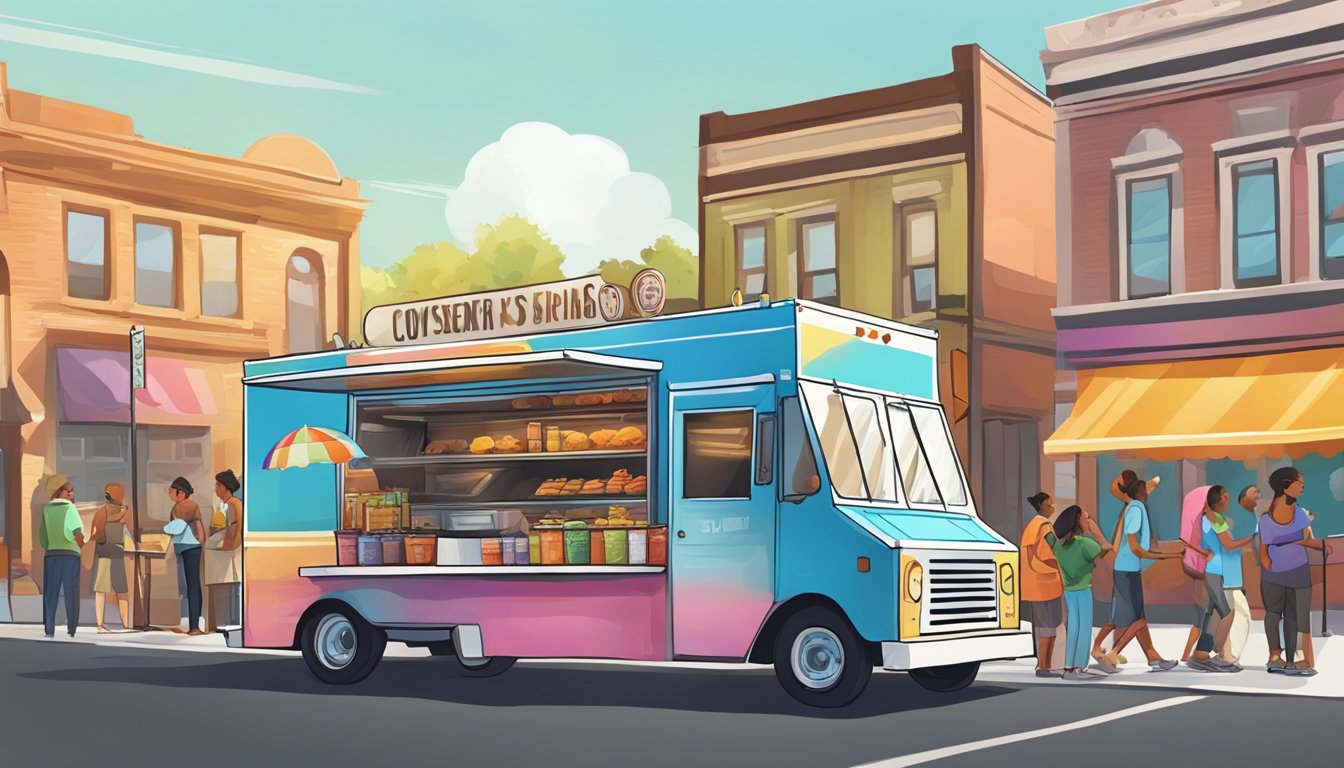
286, 251, 324, 353
1115, 127, 1184, 299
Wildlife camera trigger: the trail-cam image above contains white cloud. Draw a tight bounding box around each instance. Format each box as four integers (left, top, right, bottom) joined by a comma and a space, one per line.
444, 122, 697, 275
0, 19, 375, 94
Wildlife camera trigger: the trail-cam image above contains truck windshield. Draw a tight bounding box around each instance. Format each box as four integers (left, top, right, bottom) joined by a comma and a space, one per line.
800, 380, 969, 509
799, 382, 896, 502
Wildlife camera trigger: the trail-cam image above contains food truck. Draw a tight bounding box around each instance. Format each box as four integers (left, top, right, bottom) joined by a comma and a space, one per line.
233, 279, 1031, 707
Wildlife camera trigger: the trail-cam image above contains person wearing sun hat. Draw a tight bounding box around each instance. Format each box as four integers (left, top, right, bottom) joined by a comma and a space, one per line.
38, 474, 86, 638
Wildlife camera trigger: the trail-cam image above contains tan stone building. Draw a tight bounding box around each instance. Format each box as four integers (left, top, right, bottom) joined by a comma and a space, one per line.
0, 63, 366, 621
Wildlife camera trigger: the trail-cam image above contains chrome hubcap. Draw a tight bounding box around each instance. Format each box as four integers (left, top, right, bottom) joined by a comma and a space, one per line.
314, 614, 357, 670
791, 627, 844, 690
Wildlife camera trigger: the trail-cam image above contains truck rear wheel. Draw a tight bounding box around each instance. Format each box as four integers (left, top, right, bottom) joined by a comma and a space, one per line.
773, 606, 872, 708
909, 661, 979, 693
300, 606, 386, 685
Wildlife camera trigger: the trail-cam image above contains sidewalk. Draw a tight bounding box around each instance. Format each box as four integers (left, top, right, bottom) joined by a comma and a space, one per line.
2, 620, 1340, 697
978, 614, 1344, 698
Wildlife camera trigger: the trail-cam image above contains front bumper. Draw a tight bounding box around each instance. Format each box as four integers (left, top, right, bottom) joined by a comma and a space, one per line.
881, 630, 1032, 670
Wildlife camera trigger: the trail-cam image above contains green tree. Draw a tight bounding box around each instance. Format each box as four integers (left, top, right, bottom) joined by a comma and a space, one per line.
597, 235, 698, 300
361, 215, 567, 311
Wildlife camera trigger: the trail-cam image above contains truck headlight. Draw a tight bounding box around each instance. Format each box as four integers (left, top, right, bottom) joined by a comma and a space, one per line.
998, 562, 1014, 596
904, 560, 923, 603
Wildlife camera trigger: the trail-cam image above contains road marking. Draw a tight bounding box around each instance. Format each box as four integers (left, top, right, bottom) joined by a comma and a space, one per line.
850, 694, 1206, 768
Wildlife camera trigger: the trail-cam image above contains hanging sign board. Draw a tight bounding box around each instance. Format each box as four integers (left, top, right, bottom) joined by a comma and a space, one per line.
362, 271, 666, 347
130, 327, 146, 390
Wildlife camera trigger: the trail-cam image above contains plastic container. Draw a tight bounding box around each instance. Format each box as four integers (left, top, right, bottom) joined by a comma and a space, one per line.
627, 529, 648, 565
539, 529, 564, 564
358, 535, 383, 566
564, 522, 590, 565
404, 534, 436, 565
481, 538, 503, 566
603, 529, 628, 564
528, 533, 541, 564
648, 527, 668, 566
437, 537, 483, 566
590, 530, 606, 564
335, 531, 360, 566
381, 535, 405, 565
500, 536, 516, 565
514, 535, 530, 565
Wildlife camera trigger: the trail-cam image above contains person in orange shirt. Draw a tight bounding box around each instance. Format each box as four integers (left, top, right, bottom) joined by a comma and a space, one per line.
1021, 492, 1064, 678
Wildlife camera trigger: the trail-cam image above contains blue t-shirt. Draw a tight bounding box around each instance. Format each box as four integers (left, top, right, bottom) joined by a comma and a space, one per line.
1200, 517, 1223, 576
1113, 500, 1152, 573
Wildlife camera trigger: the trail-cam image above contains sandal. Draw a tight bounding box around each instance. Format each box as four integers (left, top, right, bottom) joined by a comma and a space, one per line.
97, 626, 109, 634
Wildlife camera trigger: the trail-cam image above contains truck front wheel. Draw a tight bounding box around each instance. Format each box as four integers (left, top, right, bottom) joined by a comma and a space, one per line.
773, 607, 872, 708
908, 661, 979, 693
300, 606, 386, 685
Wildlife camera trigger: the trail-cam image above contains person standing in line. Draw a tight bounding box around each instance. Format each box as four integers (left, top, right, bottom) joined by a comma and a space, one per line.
1215, 485, 1260, 664
39, 475, 86, 638
89, 482, 133, 632
1260, 467, 1332, 676
1178, 485, 1214, 663
205, 470, 244, 629
1020, 492, 1064, 678
1187, 485, 1253, 672
1095, 477, 1184, 673
165, 477, 207, 636
1045, 505, 1112, 680
1090, 469, 1144, 666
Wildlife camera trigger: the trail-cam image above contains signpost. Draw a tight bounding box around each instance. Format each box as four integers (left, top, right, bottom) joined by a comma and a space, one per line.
129, 327, 146, 628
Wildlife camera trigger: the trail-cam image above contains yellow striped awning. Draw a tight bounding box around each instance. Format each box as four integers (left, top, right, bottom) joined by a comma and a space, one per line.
1044, 348, 1344, 461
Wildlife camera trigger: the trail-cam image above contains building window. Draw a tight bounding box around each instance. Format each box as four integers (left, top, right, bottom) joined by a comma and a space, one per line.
1125, 176, 1172, 299
287, 250, 325, 353
66, 208, 109, 300
897, 204, 938, 313
200, 232, 241, 317
1232, 159, 1280, 287
1320, 150, 1344, 280
135, 220, 179, 308
735, 223, 768, 301
797, 215, 838, 305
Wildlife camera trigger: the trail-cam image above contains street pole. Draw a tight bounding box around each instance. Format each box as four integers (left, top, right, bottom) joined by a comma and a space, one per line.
129, 327, 145, 629
1321, 534, 1341, 638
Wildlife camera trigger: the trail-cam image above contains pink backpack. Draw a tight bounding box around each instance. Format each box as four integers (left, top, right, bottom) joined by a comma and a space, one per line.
1180, 485, 1211, 578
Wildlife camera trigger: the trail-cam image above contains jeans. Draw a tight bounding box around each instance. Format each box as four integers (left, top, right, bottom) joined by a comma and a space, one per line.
179, 547, 203, 631
1063, 588, 1093, 670
43, 553, 81, 636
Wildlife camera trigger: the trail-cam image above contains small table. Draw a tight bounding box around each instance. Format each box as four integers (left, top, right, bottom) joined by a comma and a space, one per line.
125, 549, 167, 630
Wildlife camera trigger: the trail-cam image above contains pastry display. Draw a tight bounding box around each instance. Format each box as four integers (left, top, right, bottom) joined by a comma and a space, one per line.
606, 469, 632, 495
562, 430, 593, 452
609, 426, 646, 449
494, 435, 525, 454
536, 478, 565, 496
589, 429, 617, 449
575, 393, 603, 406
624, 475, 647, 495
580, 479, 606, 495
470, 436, 496, 454
552, 394, 577, 407
511, 396, 551, 410
424, 439, 468, 455
560, 479, 584, 495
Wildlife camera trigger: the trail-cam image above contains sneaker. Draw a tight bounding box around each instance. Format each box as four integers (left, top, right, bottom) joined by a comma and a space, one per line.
1210, 658, 1243, 673
1185, 658, 1222, 673
1267, 659, 1289, 673
1062, 670, 1094, 681
1083, 666, 1111, 677
1035, 668, 1064, 678
1283, 666, 1318, 677
44, 633, 54, 639
1149, 659, 1179, 672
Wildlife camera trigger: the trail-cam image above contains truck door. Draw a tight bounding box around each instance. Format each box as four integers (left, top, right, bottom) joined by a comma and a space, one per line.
669, 384, 776, 659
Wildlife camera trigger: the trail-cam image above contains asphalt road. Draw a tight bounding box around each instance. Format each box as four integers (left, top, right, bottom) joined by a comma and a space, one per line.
2, 638, 1341, 767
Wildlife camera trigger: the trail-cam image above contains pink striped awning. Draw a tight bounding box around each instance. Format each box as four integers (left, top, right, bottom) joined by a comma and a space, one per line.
57, 348, 225, 426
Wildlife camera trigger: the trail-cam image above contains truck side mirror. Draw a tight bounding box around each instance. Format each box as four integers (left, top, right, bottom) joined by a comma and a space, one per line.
755, 413, 775, 486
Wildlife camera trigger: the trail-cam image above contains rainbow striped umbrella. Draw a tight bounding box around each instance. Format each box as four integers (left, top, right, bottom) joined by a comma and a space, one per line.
264, 426, 366, 470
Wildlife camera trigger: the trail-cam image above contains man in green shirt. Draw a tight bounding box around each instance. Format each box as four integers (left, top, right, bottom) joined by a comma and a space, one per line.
39, 474, 86, 637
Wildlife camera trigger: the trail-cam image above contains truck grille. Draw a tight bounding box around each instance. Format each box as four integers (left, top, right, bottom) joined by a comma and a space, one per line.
922, 557, 999, 633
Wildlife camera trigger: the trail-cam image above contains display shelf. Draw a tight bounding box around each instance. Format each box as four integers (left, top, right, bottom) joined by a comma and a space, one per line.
362, 402, 649, 425
415, 498, 647, 509
361, 450, 647, 468
300, 565, 666, 577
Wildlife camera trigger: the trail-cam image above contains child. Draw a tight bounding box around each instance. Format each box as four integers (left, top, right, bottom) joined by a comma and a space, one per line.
1047, 505, 1113, 680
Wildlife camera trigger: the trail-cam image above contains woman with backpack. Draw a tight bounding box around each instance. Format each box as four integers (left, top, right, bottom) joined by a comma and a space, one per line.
1045, 504, 1112, 680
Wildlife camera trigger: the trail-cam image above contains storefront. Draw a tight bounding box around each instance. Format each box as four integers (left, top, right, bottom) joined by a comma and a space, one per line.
1046, 348, 1344, 610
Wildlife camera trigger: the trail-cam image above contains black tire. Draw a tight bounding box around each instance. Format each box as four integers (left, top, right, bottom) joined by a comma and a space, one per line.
908, 661, 980, 693
448, 654, 517, 678
772, 606, 873, 708
299, 605, 386, 685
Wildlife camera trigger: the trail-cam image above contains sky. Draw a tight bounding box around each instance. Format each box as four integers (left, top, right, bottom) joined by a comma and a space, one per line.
0, 0, 1125, 270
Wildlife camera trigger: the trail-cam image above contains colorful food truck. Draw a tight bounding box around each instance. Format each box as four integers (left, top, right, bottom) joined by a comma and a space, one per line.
233, 288, 1031, 707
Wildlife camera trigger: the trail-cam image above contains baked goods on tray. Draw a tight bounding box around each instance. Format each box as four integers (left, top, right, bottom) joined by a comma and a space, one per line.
470, 436, 495, 454
424, 439, 468, 455
624, 475, 647, 495
609, 426, 646, 449
495, 435, 525, 454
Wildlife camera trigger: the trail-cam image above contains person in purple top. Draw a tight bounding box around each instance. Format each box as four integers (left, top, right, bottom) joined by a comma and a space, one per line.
1259, 467, 1333, 676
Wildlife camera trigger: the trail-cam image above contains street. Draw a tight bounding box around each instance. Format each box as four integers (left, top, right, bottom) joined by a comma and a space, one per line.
2, 636, 1341, 768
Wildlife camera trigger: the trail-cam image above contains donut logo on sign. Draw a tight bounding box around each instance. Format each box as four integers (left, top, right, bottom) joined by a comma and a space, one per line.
598, 283, 625, 321
630, 269, 666, 317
